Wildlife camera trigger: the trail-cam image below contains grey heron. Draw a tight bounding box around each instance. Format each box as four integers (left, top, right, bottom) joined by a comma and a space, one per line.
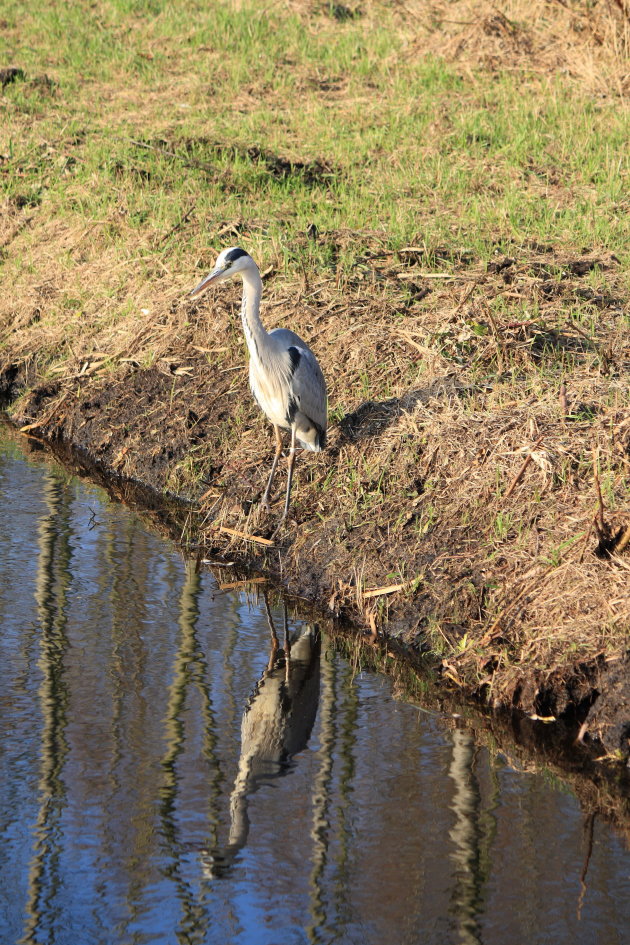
190, 247, 327, 523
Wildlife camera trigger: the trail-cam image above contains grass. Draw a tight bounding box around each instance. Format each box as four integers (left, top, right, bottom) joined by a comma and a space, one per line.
2, 1, 630, 280
1, 0, 630, 739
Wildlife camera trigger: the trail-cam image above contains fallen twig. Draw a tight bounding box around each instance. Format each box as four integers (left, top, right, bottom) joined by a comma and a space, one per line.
363, 582, 406, 599
397, 271, 473, 281
214, 524, 275, 546
453, 276, 485, 315
219, 576, 268, 589
578, 510, 598, 563
592, 449, 606, 537
159, 204, 196, 245
19, 393, 70, 433
503, 435, 545, 499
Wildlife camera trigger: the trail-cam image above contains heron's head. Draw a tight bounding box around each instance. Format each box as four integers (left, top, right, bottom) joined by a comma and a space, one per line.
189, 246, 254, 297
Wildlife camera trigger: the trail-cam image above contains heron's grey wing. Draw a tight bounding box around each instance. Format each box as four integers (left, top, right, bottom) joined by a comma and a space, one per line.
288, 345, 328, 434
268, 327, 327, 437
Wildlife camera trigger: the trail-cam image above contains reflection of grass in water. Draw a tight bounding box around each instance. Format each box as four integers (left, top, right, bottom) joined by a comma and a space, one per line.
158, 561, 224, 936
23, 472, 73, 944
160, 561, 223, 819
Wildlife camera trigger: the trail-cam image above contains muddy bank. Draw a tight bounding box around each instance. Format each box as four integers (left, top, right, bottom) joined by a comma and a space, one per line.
2, 243, 629, 762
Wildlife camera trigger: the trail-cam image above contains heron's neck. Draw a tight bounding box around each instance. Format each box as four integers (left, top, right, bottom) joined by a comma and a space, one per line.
240, 267, 268, 358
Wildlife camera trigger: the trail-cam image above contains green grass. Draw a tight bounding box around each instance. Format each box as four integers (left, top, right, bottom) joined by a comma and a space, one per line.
2, 0, 629, 288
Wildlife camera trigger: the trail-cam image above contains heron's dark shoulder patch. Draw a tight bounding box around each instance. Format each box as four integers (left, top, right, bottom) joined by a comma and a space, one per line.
287, 346, 302, 378
224, 247, 249, 264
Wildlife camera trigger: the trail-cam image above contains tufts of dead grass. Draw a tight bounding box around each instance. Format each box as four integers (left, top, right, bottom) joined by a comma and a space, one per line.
393, 0, 630, 94
286, 0, 630, 94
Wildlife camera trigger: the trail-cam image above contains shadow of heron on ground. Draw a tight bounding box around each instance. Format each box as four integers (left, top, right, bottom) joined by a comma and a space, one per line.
201, 600, 321, 878
333, 374, 472, 446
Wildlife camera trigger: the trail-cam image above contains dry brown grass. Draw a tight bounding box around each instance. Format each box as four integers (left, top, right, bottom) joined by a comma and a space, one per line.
346, 0, 630, 94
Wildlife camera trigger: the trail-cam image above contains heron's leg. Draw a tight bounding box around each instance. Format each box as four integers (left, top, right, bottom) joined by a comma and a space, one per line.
280, 425, 298, 522
263, 594, 279, 670
261, 425, 283, 511
283, 601, 291, 683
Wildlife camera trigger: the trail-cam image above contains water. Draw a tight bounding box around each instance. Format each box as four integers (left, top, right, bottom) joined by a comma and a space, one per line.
0, 429, 629, 945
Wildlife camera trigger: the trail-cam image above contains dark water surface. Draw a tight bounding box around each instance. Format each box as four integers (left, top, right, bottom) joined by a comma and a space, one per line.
1, 430, 629, 945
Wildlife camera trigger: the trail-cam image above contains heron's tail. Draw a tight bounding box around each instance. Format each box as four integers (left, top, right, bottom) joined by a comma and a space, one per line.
315, 427, 326, 451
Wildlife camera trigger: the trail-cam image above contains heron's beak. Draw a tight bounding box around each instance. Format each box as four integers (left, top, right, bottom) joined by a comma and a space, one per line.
189, 266, 224, 298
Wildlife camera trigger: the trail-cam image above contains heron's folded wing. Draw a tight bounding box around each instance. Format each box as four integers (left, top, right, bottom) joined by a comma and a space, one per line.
289, 346, 328, 434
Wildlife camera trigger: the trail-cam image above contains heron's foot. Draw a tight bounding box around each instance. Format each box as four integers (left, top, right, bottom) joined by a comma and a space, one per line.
270, 513, 289, 540
260, 495, 272, 513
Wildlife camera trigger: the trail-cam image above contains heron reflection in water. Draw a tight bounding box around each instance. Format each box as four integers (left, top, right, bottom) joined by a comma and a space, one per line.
202, 599, 321, 877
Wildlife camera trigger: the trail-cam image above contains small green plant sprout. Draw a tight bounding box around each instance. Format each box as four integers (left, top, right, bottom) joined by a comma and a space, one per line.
493, 511, 513, 542
456, 633, 470, 654
542, 534, 583, 568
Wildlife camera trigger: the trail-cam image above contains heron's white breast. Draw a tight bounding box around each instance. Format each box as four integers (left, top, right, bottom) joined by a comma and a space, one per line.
249, 361, 289, 428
